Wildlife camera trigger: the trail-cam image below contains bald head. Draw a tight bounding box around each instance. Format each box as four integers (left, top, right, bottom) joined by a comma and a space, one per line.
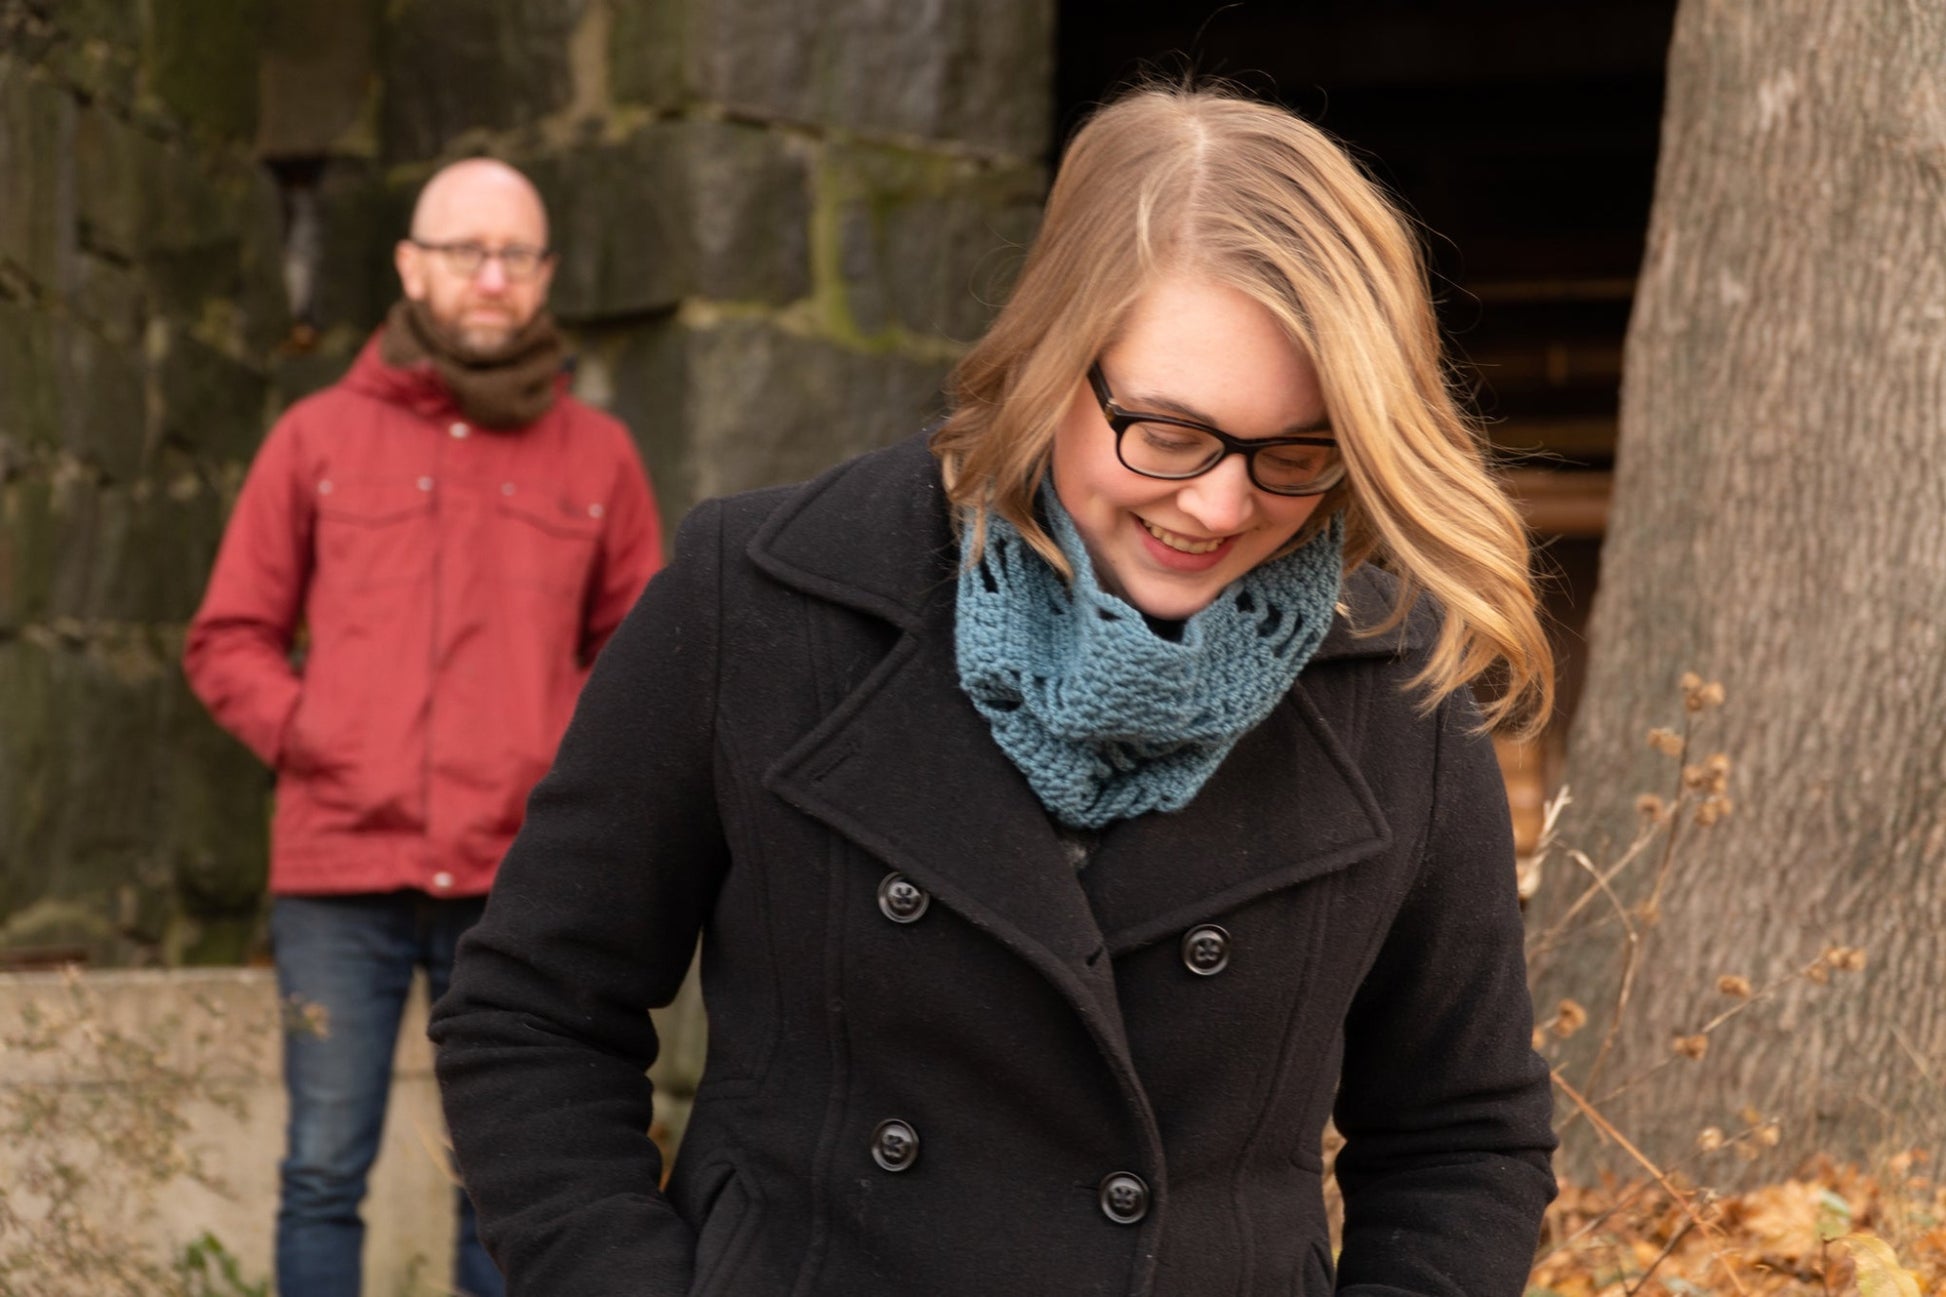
396, 158, 556, 355
410, 158, 550, 248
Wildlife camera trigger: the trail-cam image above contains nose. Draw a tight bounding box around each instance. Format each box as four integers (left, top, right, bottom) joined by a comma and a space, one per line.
1173, 453, 1258, 535
474, 255, 510, 293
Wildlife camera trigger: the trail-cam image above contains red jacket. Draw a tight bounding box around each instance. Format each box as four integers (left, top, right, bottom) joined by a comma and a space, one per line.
184, 331, 663, 898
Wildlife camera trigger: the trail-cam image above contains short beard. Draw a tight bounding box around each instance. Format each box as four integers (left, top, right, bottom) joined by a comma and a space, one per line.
450, 321, 519, 356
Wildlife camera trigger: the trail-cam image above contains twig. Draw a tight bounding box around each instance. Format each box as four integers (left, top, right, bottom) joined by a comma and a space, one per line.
1623, 1215, 1698, 1297
1549, 1070, 1748, 1296
1574, 846, 1643, 1100
1526, 817, 1664, 964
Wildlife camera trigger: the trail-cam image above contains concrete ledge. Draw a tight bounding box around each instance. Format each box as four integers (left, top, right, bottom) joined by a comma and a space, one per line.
0, 967, 455, 1294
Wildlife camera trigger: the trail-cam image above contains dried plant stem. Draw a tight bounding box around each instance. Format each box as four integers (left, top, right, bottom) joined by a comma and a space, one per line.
1549, 1071, 1748, 1296
1574, 845, 1644, 1104
1526, 817, 1662, 965
1640, 713, 1694, 920
1590, 953, 1836, 1108
1623, 1215, 1697, 1297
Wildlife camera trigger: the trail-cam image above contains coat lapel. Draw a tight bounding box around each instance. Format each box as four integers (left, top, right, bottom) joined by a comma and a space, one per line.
1080, 679, 1393, 957
753, 434, 1117, 990
752, 432, 1418, 991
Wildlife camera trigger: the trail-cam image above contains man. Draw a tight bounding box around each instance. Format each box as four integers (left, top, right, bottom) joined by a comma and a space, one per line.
184, 158, 663, 1297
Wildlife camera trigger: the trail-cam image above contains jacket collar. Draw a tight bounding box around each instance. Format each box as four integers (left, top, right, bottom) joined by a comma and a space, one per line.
340, 326, 576, 428
758, 431, 1402, 1132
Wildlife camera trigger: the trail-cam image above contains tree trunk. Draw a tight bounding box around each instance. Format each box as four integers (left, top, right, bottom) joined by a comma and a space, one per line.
1531, 0, 1946, 1180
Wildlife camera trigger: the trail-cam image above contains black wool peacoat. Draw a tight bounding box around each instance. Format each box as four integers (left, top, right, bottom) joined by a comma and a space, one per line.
430, 431, 1557, 1297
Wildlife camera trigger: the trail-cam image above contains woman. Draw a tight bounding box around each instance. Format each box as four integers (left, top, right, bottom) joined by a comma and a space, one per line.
431, 85, 1557, 1297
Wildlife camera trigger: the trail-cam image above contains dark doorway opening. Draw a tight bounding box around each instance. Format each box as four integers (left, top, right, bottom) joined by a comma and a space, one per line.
1056, 0, 1682, 838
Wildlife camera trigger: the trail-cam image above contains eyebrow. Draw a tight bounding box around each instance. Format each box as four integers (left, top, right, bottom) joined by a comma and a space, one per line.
1118, 387, 1334, 437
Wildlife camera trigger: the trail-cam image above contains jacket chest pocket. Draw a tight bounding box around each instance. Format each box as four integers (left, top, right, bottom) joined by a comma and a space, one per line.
492, 484, 603, 594
313, 477, 435, 590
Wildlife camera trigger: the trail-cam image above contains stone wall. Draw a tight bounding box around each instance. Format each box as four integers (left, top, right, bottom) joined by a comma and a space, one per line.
0, 0, 1053, 965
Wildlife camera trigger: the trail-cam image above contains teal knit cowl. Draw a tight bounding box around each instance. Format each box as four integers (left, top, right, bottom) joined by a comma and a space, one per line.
954, 488, 1344, 829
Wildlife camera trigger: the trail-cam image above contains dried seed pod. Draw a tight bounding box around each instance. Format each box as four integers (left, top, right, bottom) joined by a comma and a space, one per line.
1553, 998, 1588, 1039
1716, 974, 1753, 999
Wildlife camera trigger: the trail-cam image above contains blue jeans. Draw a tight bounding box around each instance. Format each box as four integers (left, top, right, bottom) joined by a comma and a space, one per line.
271, 893, 504, 1297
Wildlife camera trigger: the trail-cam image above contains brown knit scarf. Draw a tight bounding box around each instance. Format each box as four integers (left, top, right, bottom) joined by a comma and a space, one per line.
379, 298, 566, 429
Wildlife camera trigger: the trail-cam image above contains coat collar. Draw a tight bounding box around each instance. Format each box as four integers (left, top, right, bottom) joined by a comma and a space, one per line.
758, 433, 1405, 1168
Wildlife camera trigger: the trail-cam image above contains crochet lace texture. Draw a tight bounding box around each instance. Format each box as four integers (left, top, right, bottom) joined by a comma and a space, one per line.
955, 491, 1343, 829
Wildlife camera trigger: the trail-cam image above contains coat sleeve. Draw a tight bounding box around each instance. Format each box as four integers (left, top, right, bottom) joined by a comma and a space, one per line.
430, 497, 731, 1297
1331, 691, 1557, 1297
181, 413, 314, 766
581, 423, 664, 664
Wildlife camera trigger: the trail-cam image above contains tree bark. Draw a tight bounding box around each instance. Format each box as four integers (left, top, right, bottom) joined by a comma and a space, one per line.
1531, 0, 1946, 1180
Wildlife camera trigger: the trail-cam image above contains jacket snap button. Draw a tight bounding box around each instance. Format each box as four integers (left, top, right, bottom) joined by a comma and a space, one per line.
1181, 924, 1231, 976
871, 1118, 919, 1172
449, 421, 469, 439
1098, 1172, 1149, 1224
876, 872, 930, 924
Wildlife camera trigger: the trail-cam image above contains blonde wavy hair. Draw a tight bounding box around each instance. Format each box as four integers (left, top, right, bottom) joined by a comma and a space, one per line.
932, 84, 1553, 736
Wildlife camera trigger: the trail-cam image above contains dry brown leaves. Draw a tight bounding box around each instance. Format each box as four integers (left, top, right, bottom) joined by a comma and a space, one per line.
1531, 1159, 1946, 1296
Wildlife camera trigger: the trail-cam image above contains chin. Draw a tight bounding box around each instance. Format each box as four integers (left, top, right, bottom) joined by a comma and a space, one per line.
455, 325, 517, 353
1117, 579, 1224, 623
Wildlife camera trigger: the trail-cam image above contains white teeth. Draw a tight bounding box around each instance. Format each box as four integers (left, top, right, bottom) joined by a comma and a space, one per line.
1141, 519, 1224, 554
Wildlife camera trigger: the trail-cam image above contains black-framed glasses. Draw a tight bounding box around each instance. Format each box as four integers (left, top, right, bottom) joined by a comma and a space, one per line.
1088, 363, 1345, 497
410, 239, 553, 282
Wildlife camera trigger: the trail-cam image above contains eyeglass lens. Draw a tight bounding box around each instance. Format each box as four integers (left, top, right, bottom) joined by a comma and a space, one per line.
429, 242, 546, 280
1118, 421, 1340, 494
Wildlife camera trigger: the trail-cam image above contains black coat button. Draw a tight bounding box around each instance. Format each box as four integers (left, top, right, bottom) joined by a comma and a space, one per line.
871, 1118, 920, 1172
1181, 924, 1231, 975
877, 872, 930, 923
1098, 1171, 1149, 1224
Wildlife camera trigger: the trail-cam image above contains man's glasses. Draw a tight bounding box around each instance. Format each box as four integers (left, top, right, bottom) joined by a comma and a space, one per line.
1088, 362, 1344, 497
410, 239, 552, 282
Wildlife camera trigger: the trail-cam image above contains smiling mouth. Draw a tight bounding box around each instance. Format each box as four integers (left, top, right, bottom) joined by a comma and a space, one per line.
1140, 518, 1228, 555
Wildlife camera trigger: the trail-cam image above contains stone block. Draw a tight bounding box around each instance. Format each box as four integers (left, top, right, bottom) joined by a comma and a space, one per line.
685, 0, 1053, 157
0, 477, 57, 631
73, 104, 164, 264
609, 0, 687, 109
682, 120, 812, 304
0, 639, 54, 918
0, 637, 173, 948
54, 318, 147, 483
272, 347, 359, 413
35, 6, 142, 109
159, 673, 272, 923
83, 482, 227, 625
53, 0, 142, 46
141, 0, 263, 142
69, 253, 148, 347
1, 472, 124, 629
826, 145, 1042, 342
0, 58, 76, 291
575, 321, 688, 528
305, 161, 395, 334
0, 301, 62, 451
611, 316, 949, 520
257, 0, 382, 159
534, 124, 689, 321
382, 0, 588, 161
156, 329, 272, 468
